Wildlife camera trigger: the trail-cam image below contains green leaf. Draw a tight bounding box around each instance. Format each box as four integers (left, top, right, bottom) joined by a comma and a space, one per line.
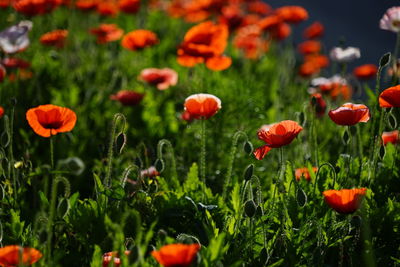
183, 163, 199, 192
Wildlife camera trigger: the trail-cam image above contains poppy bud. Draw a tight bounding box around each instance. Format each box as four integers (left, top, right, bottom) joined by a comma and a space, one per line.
243, 164, 254, 181
379, 52, 391, 68
342, 130, 350, 145
244, 200, 257, 217
243, 141, 253, 154
379, 145, 386, 159
387, 112, 397, 129
154, 158, 165, 173
296, 188, 307, 207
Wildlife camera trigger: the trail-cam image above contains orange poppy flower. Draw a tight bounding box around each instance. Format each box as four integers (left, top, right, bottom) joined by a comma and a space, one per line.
90, 24, 124, 44
118, 0, 139, 13
328, 103, 370, 126
138, 68, 178, 90
233, 25, 269, 59
310, 93, 326, 117
0, 65, 5, 82
295, 167, 317, 181
13, 0, 61, 15
2, 57, 30, 69
184, 93, 221, 120
110, 90, 145, 106
26, 104, 77, 138
303, 21, 324, 39
102, 250, 130, 267
177, 21, 231, 71
297, 40, 321, 55
275, 6, 308, 24
353, 64, 378, 80
0, 245, 42, 266
151, 243, 200, 267
379, 85, 400, 108
323, 188, 367, 214
269, 22, 291, 41
75, 0, 98, 10
305, 54, 329, 68
218, 4, 244, 31
247, 1, 271, 16
254, 120, 303, 160
97, 1, 119, 16
40, 30, 68, 48
382, 130, 399, 146
121, 30, 158, 51
0, 106, 4, 118
298, 60, 320, 77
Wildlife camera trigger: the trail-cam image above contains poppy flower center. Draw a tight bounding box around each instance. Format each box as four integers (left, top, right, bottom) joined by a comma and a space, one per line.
35, 109, 63, 129
190, 33, 213, 46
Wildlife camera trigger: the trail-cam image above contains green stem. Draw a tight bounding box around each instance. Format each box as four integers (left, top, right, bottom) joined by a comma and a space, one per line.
222, 131, 248, 201
7, 106, 16, 204
157, 139, 178, 187
313, 162, 337, 194
50, 137, 54, 170
200, 119, 206, 185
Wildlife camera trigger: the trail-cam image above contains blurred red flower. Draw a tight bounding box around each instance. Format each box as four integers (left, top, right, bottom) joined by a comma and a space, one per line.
247, 1, 271, 16
233, 25, 269, 59
328, 103, 370, 126
323, 188, 367, 214
97, 1, 119, 16
140, 166, 160, 178
353, 64, 378, 80
298, 40, 321, 55
151, 243, 200, 267
382, 130, 399, 146
138, 68, 178, 90
0, 245, 42, 266
0, 65, 5, 82
0, 106, 4, 118
177, 21, 231, 71
13, 0, 61, 15
118, 0, 139, 13
310, 93, 326, 117
379, 85, 400, 108
26, 104, 77, 138
275, 6, 308, 24
184, 93, 221, 120
90, 24, 124, 44
2, 57, 30, 69
40, 30, 68, 48
254, 120, 303, 160
102, 251, 130, 267
303, 21, 324, 39
110, 90, 144, 106
121, 30, 158, 51
75, 0, 98, 11
295, 167, 317, 181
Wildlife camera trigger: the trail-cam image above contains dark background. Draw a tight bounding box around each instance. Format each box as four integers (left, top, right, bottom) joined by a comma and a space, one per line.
267, 0, 398, 67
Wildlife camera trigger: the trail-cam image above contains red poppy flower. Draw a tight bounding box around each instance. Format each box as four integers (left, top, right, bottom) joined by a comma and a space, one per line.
102, 251, 130, 267
328, 103, 370, 126
26, 104, 77, 138
97, 1, 119, 16
298, 40, 321, 55
247, 1, 271, 16
382, 130, 399, 146
110, 90, 144, 106
303, 21, 324, 39
90, 24, 124, 44
218, 4, 244, 31
257, 15, 282, 31
181, 110, 193, 122
233, 25, 269, 59
118, 0, 139, 13
254, 120, 303, 160
75, 0, 98, 10
184, 93, 221, 120
295, 167, 317, 181
177, 21, 231, 71
269, 22, 291, 41
310, 93, 326, 117
379, 85, 400, 108
323, 188, 367, 214
151, 243, 200, 267
0, 106, 4, 118
138, 68, 178, 90
40, 30, 68, 48
0, 0, 10, 8
121, 30, 158, 51
2, 57, 30, 69
13, 0, 61, 15
0, 65, 5, 82
353, 64, 378, 80
275, 6, 308, 24
0, 245, 42, 266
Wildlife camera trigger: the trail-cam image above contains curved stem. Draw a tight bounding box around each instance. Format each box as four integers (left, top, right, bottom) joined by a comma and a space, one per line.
157, 139, 178, 186
313, 162, 337, 194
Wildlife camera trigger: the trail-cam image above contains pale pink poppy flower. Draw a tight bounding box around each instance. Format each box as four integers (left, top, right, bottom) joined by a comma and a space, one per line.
329, 47, 360, 63
0, 20, 32, 54
138, 68, 178, 90
380, 7, 400, 33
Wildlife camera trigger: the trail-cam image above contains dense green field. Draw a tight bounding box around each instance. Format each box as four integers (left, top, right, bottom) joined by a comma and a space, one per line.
0, 1, 399, 266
